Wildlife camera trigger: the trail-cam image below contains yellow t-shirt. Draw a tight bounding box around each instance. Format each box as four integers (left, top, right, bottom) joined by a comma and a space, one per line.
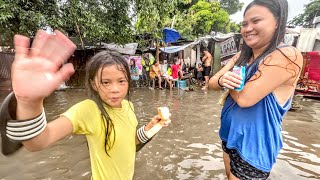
62, 99, 138, 180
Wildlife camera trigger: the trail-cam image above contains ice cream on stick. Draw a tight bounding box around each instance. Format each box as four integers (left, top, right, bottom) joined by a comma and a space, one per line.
145, 107, 171, 139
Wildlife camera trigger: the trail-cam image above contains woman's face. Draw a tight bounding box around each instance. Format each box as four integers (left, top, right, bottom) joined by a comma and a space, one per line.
241, 5, 278, 50
130, 59, 134, 65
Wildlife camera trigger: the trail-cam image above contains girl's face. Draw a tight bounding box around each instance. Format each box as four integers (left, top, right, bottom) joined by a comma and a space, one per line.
92, 65, 129, 108
130, 59, 134, 65
241, 5, 277, 50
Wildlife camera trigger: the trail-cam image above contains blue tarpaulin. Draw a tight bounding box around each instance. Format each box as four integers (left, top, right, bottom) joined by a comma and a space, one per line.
163, 27, 181, 44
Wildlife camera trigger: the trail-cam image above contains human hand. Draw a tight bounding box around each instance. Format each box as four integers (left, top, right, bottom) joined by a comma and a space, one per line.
219, 71, 243, 89
12, 30, 77, 103
145, 113, 172, 131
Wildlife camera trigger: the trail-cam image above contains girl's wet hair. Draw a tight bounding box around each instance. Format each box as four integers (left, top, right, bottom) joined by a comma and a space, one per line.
85, 50, 131, 155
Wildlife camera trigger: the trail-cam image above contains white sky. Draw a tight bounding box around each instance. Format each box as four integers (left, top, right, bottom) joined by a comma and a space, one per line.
230, 0, 312, 23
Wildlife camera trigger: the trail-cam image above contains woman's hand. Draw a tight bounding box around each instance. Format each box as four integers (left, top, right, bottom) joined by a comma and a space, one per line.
219, 71, 243, 89
12, 29, 77, 103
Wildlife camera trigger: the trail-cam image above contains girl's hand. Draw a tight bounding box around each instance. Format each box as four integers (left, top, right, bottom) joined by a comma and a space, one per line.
12, 30, 77, 103
219, 71, 243, 89
145, 114, 171, 131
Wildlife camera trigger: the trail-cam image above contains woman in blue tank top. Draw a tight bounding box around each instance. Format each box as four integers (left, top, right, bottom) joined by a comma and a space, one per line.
208, 0, 303, 179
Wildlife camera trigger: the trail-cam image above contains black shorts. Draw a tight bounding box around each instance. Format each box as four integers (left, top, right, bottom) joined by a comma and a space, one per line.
203, 66, 211, 76
222, 141, 270, 180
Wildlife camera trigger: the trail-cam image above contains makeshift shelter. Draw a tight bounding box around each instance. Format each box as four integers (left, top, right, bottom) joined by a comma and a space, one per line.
158, 32, 241, 76
100, 42, 138, 55
291, 28, 320, 97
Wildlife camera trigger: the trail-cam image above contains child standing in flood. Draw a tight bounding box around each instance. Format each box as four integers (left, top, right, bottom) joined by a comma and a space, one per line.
1, 29, 171, 179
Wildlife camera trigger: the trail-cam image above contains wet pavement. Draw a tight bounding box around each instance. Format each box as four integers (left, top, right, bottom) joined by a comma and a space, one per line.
0, 87, 319, 180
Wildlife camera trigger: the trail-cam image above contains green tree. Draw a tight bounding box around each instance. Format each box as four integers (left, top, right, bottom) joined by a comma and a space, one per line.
0, 0, 59, 46
134, 0, 177, 37
289, 0, 320, 28
134, 0, 178, 60
218, 0, 244, 15
59, 0, 134, 46
174, 0, 230, 39
0, 0, 134, 47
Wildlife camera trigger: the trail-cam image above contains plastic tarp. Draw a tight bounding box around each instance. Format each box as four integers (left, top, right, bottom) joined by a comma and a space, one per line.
163, 28, 181, 44
159, 32, 238, 54
159, 44, 192, 54
100, 42, 138, 55
296, 29, 320, 52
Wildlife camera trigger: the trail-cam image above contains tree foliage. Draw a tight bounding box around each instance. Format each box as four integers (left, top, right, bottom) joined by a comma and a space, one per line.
134, 0, 177, 38
0, 0, 244, 48
59, 0, 133, 45
0, 0, 134, 47
174, 0, 230, 39
289, 0, 320, 28
0, 0, 59, 46
134, 0, 243, 41
218, 0, 244, 15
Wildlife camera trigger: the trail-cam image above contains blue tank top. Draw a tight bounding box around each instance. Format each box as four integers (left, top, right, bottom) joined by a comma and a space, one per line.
219, 45, 293, 172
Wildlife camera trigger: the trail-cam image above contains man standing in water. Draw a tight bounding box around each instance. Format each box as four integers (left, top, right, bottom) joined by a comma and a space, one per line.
201, 50, 213, 90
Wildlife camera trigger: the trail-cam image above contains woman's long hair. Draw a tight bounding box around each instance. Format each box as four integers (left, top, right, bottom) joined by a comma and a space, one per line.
130, 58, 136, 70
236, 0, 292, 81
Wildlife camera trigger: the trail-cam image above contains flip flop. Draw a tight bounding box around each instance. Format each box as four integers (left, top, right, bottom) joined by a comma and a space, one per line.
0, 92, 23, 156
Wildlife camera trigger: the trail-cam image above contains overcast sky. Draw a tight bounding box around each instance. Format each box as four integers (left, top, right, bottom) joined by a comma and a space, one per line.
230, 0, 312, 23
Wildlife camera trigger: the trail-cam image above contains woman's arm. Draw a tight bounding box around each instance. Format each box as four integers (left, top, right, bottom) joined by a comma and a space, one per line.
209, 52, 240, 91
229, 48, 303, 107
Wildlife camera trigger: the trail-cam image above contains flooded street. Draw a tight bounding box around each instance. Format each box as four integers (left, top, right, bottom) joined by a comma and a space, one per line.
0, 88, 319, 180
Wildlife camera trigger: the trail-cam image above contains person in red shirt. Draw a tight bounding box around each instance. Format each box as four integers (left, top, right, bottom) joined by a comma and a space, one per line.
171, 58, 180, 80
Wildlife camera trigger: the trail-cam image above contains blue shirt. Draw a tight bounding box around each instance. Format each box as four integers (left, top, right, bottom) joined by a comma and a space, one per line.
219, 47, 292, 172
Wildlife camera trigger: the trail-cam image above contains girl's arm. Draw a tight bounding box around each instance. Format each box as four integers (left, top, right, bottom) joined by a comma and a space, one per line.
135, 115, 162, 145
22, 116, 73, 151
8, 30, 77, 152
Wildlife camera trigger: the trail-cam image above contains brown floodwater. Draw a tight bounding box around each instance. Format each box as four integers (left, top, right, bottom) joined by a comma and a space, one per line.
0, 88, 319, 180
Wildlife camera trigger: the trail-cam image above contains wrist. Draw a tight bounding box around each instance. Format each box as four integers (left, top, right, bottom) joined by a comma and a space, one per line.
137, 125, 149, 144
217, 75, 224, 88
144, 123, 152, 131
16, 98, 44, 120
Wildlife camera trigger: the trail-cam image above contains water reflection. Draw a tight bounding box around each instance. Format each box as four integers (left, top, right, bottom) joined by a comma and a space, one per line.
0, 88, 319, 179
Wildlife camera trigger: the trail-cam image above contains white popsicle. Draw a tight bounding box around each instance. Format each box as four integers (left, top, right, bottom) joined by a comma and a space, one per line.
145, 107, 171, 139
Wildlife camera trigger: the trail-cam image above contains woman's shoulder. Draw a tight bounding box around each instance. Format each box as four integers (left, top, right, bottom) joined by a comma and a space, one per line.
272, 45, 303, 64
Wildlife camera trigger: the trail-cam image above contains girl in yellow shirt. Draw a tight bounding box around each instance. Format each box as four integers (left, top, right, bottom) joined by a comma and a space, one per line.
1, 30, 171, 179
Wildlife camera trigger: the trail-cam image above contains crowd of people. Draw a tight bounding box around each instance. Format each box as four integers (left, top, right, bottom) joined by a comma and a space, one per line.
129, 53, 197, 90
0, 0, 304, 179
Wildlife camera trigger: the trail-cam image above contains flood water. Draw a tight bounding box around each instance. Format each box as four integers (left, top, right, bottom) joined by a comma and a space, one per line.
0, 87, 319, 180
